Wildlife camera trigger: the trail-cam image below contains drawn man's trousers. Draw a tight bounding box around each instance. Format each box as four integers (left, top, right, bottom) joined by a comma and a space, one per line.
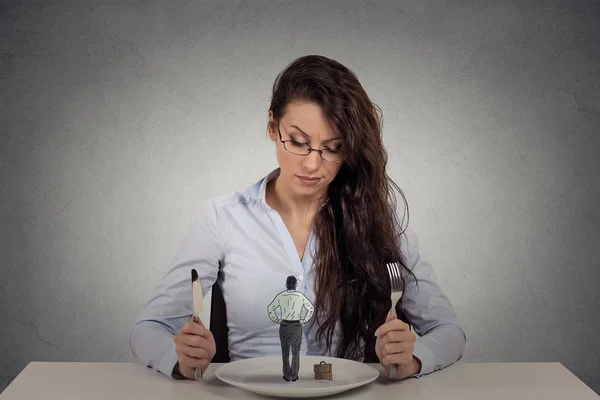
279, 320, 302, 380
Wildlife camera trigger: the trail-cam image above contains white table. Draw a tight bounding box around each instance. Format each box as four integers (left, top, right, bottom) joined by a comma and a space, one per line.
1, 362, 597, 399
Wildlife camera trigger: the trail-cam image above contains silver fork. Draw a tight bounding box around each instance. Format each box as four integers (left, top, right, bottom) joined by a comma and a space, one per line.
386, 262, 403, 379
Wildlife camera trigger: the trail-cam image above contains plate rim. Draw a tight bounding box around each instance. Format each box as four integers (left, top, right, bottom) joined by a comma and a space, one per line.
214, 355, 380, 396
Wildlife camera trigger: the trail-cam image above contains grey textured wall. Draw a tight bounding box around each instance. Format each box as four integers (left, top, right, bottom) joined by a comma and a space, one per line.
1, 0, 599, 394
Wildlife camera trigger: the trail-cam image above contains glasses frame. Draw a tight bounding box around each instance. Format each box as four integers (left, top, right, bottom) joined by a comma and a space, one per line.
276, 123, 344, 163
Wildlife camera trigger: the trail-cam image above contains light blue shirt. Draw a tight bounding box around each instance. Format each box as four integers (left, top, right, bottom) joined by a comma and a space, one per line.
130, 169, 466, 378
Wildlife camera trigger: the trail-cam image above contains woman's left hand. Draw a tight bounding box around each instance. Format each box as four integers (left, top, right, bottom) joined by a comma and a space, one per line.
374, 313, 421, 379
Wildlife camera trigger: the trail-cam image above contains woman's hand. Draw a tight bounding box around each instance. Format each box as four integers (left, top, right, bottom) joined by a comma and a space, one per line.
374, 313, 421, 380
173, 317, 216, 380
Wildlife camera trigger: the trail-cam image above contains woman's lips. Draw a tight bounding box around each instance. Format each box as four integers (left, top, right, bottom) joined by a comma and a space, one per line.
297, 175, 321, 186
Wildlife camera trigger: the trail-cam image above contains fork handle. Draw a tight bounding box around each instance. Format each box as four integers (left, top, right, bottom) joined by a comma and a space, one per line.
388, 307, 398, 378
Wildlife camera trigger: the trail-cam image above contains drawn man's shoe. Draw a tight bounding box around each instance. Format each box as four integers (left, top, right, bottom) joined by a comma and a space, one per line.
283, 375, 291, 382
291, 376, 299, 382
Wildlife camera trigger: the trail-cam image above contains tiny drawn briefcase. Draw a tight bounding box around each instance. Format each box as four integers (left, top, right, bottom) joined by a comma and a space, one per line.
313, 361, 333, 380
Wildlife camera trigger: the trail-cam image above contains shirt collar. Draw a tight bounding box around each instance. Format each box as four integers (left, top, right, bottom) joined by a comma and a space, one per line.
258, 168, 281, 206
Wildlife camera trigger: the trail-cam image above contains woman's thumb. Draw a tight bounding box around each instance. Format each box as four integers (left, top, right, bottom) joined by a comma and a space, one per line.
193, 315, 206, 327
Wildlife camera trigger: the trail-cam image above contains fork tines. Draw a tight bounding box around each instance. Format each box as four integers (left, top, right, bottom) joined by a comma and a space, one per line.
386, 262, 402, 291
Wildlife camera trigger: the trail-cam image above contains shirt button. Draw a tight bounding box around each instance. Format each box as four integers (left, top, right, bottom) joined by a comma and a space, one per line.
298, 275, 303, 281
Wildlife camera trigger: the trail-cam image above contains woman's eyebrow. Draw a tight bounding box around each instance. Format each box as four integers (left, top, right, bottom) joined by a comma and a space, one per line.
289, 124, 341, 142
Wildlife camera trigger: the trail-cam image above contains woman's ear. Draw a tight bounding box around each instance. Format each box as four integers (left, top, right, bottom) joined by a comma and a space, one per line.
266, 111, 277, 141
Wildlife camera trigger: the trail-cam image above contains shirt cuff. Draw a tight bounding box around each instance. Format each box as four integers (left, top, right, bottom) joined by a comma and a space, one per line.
157, 340, 180, 379
411, 339, 436, 378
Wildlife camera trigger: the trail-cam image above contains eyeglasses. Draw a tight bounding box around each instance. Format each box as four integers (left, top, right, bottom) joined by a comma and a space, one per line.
277, 124, 345, 163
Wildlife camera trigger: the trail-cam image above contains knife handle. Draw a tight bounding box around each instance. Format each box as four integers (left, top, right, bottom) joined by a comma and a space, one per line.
389, 364, 398, 379
192, 316, 203, 379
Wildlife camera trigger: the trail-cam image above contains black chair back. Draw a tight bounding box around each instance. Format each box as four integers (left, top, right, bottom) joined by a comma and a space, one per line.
209, 279, 230, 363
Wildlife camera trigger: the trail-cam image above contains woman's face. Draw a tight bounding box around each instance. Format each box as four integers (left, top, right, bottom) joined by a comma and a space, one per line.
268, 101, 344, 200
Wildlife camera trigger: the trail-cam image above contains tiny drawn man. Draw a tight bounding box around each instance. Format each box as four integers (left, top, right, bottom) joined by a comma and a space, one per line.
267, 275, 315, 382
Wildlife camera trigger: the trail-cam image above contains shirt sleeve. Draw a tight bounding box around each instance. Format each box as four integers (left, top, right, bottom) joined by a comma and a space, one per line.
302, 294, 315, 321
129, 199, 223, 378
267, 295, 281, 322
399, 228, 466, 377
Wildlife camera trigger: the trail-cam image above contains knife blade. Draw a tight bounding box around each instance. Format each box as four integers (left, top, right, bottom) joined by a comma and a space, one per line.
192, 268, 204, 319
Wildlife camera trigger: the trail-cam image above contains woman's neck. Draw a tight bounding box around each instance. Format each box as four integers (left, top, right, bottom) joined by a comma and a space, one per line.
267, 177, 324, 225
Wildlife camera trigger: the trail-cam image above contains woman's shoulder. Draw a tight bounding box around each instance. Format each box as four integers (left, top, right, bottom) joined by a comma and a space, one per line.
202, 170, 275, 212
396, 226, 423, 269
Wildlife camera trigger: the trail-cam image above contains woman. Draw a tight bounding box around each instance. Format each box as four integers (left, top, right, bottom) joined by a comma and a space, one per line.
130, 55, 466, 381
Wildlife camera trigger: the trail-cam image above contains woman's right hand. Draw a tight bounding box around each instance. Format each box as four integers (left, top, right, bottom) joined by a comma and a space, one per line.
173, 317, 216, 380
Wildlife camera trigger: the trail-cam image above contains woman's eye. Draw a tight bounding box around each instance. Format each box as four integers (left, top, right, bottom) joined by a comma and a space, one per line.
323, 147, 341, 153
290, 140, 308, 147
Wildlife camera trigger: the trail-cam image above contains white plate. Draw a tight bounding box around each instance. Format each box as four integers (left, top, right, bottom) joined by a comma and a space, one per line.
214, 355, 379, 398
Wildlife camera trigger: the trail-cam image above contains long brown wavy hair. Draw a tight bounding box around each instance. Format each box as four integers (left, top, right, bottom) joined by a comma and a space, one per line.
269, 55, 416, 360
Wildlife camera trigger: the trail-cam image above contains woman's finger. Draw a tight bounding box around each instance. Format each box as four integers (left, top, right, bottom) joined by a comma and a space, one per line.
382, 351, 415, 367
382, 341, 415, 358
377, 330, 415, 351
182, 333, 211, 348
374, 319, 410, 338
178, 353, 207, 369
181, 321, 206, 337
182, 346, 209, 360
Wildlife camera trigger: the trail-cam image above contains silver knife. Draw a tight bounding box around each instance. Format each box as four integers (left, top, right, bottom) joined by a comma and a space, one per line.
191, 269, 204, 379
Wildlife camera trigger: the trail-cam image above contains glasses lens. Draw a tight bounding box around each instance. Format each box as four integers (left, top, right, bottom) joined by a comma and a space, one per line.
321, 150, 344, 162
283, 141, 310, 156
